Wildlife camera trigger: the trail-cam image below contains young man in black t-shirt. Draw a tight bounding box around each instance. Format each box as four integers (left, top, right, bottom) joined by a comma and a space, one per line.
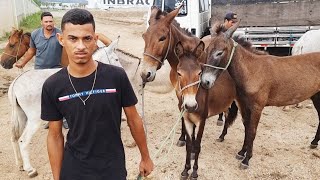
41, 8, 154, 180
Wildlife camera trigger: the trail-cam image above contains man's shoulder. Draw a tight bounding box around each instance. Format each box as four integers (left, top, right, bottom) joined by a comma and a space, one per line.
31, 28, 42, 36
99, 62, 125, 75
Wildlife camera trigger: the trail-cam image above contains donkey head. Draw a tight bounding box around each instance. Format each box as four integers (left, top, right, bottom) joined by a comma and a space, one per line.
1, 28, 30, 69
201, 21, 240, 89
141, 5, 182, 82
176, 41, 205, 112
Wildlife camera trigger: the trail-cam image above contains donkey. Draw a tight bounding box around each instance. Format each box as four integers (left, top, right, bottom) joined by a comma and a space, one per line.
175, 41, 209, 180
1, 29, 31, 69
201, 21, 320, 169
141, 6, 239, 148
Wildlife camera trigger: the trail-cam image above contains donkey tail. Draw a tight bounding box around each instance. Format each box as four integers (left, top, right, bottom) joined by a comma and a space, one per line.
224, 101, 238, 128
8, 80, 27, 141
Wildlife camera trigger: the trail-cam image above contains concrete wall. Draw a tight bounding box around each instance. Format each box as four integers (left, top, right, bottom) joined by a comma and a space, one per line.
0, 0, 40, 36
211, 1, 320, 26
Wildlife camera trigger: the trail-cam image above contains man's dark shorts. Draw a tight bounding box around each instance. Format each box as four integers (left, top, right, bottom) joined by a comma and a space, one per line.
60, 147, 127, 180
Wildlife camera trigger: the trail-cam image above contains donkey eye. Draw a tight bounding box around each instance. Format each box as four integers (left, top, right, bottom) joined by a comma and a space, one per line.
177, 72, 182, 76
216, 51, 223, 56
159, 36, 166, 42
9, 44, 15, 48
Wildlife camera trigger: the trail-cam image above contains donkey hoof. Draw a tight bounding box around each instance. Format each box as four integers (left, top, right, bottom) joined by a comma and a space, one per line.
177, 140, 186, 147
235, 154, 245, 160
216, 120, 224, 126
18, 166, 24, 171
27, 169, 38, 178
180, 174, 189, 180
190, 176, 198, 180
310, 144, 318, 149
239, 162, 249, 169
216, 137, 224, 142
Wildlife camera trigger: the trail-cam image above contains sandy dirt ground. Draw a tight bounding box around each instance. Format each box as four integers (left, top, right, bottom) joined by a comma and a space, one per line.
0, 9, 319, 180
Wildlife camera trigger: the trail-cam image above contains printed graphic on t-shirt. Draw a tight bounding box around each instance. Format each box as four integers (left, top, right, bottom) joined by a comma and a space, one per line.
58, 89, 116, 102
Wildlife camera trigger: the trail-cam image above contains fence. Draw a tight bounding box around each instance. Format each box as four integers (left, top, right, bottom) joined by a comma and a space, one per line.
0, 0, 40, 36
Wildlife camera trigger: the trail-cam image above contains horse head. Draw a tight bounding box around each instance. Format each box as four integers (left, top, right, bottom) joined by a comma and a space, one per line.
201, 21, 240, 89
141, 5, 182, 82
93, 36, 122, 68
176, 41, 205, 112
1, 28, 30, 69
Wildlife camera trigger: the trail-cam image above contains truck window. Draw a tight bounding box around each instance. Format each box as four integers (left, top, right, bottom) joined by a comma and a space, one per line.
153, 0, 188, 15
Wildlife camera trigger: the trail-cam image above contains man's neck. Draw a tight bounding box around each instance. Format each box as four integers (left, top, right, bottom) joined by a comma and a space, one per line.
68, 60, 97, 78
43, 28, 53, 38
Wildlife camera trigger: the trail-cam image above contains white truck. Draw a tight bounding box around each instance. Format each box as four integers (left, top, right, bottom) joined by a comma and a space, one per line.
214, 0, 320, 55
149, 0, 211, 38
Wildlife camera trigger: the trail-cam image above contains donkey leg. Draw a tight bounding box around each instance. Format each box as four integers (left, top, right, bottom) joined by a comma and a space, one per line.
11, 102, 27, 171
310, 93, 320, 148
191, 125, 196, 160
191, 120, 206, 180
236, 106, 251, 160
181, 120, 194, 180
218, 101, 238, 142
19, 118, 41, 177
240, 109, 262, 169
217, 113, 224, 126
177, 117, 186, 147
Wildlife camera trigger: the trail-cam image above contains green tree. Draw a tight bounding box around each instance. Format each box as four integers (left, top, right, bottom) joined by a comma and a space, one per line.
33, 0, 41, 6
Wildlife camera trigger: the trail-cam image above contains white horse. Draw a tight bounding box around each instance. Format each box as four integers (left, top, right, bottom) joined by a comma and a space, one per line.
283, 29, 320, 110
8, 38, 173, 178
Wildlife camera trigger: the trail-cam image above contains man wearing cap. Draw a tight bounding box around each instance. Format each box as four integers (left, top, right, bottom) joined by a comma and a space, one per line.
223, 12, 238, 31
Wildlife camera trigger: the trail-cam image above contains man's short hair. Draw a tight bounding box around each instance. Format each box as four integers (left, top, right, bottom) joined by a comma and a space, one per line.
61, 8, 95, 32
224, 12, 238, 22
41, 12, 53, 20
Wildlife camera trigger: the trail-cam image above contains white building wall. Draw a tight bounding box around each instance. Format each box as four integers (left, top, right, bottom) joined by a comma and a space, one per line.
0, 0, 40, 36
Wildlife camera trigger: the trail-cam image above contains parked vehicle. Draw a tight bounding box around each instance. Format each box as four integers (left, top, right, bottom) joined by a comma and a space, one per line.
211, 0, 320, 55
148, 0, 211, 38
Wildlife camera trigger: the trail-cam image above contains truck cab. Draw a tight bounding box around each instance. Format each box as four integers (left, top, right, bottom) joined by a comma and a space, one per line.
148, 0, 210, 38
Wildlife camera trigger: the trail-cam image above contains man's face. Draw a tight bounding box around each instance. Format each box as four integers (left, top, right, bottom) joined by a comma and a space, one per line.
58, 23, 97, 65
224, 19, 236, 29
41, 16, 54, 31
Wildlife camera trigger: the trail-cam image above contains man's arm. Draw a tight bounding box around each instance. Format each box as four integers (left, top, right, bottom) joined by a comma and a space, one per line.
96, 33, 112, 46
124, 105, 154, 177
47, 120, 64, 180
15, 47, 36, 68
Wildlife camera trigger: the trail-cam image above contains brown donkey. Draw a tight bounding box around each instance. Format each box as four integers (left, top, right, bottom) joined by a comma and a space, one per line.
174, 41, 209, 180
141, 6, 239, 147
201, 21, 320, 169
1, 29, 31, 69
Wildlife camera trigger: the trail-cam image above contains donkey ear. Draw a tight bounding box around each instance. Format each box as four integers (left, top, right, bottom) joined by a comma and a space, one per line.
151, 5, 158, 10
175, 41, 184, 58
166, 6, 182, 24
225, 19, 241, 39
194, 41, 205, 58
18, 29, 23, 35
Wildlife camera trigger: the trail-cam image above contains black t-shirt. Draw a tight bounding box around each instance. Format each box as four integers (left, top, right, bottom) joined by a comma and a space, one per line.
41, 62, 137, 174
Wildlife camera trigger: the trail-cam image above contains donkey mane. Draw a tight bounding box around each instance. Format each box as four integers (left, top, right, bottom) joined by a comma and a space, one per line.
24, 32, 31, 37
154, 8, 193, 37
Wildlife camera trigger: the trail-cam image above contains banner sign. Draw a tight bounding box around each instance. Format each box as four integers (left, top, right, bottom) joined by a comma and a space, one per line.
102, 0, 151, 6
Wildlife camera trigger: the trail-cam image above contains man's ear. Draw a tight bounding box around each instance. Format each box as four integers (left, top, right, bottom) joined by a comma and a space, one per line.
95, 33, 99, 44
56, 33, 64, 46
